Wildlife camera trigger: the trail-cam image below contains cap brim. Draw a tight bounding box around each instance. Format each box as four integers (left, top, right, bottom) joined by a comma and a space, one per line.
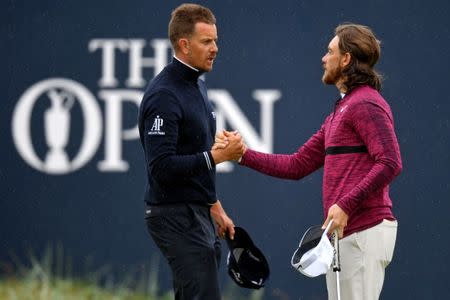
226, 227, 270, 289
226, 226, 254, 249
292, 225, 323, 266
291, 224, 334, 277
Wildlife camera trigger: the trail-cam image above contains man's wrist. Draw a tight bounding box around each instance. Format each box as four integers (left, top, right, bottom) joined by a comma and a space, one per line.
237, 147, 248, 164
210, 149, 223, 165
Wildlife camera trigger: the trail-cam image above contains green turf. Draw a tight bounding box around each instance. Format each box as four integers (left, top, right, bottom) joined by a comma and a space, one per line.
0, 245, 264, 300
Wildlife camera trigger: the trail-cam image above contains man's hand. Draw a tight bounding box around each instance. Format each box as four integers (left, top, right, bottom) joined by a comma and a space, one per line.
210, 200, 235, 240
212, 130, 230, 150
210, 130, 246, 164
322, 204, 348, 239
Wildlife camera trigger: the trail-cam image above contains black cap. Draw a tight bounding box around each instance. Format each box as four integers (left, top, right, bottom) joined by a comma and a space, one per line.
226, 227, 270, 289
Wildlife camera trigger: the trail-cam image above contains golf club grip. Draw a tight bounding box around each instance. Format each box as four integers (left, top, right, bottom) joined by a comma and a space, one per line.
333, 230, 341, 272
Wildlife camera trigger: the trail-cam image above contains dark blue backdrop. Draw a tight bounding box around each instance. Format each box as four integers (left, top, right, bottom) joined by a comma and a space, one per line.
2, 0, 450, 299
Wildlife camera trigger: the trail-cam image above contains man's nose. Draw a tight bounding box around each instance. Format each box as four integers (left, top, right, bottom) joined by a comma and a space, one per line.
211, 42, 218, 53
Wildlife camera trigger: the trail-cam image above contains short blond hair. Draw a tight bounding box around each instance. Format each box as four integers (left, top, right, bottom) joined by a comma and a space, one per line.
168, 3, 216, 51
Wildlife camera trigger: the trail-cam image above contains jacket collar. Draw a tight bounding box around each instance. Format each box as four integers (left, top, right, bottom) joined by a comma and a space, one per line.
168, 56, 203, 83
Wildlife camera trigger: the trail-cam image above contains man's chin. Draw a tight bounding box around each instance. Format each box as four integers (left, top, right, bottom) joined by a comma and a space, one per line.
322, 73, 338, 85
198, 65, 213, 73
322, 76, 333, 85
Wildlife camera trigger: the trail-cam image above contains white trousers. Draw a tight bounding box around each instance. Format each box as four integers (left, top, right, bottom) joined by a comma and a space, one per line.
326, 219, 398, 300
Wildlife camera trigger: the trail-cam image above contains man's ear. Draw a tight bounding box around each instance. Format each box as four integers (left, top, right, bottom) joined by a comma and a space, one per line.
341, 52, 351, 68
178, 38, 190, 55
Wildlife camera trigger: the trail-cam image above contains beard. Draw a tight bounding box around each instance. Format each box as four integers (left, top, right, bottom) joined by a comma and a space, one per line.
322, 64, 343, 85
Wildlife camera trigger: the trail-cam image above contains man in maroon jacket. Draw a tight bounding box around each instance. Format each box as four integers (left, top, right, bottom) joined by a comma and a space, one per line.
215, 24, 402, 300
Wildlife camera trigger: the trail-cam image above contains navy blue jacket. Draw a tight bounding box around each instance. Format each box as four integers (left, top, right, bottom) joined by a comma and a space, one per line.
138, 57, 217, 206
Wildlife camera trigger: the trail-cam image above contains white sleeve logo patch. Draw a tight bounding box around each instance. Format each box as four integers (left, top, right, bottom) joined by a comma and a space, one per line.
148, 115, 165, 135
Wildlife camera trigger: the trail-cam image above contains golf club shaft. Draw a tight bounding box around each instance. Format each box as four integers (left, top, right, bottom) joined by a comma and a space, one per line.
336, 271, 341, 300
333, 230, 340, 272
333, 230, 341, 300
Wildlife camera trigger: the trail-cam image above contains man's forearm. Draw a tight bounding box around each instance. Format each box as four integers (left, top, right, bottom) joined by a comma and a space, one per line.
150, 151, 214, 183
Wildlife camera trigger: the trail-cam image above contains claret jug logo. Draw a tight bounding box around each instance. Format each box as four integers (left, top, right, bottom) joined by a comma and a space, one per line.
12, 39, 281, 175
12, 79, 102, 174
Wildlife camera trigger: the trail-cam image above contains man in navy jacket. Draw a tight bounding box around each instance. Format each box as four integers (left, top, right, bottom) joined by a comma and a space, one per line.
138, 4, 244, 299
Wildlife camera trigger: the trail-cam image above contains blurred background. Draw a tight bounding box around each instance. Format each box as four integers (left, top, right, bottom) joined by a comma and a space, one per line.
2, 0, 450, 299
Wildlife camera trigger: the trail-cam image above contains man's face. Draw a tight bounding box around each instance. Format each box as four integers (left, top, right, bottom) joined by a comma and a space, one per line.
321, 35, 344, 85
185, 22, 218, 72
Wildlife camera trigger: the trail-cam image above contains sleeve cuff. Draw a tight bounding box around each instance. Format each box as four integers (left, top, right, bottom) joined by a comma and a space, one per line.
238, 149, 250, 165
203, 151, 216, 170
336, 199, 353, 216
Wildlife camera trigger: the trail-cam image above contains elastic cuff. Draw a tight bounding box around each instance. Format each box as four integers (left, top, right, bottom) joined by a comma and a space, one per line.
238, 150, 250, 165
203, 151, 216, 170
336, 199, 353, 216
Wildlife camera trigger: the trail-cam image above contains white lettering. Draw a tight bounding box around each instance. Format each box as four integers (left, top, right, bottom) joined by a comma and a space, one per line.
12, 39, 282, 175
150, 116, 164, 132
208, 89, 281, 152
88, 39, 128, 88
97, 89, 142, 171
208, 89, 281, 172
126, 39, 172, 88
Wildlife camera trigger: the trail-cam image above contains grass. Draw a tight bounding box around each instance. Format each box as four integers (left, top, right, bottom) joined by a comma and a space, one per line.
0, 245, 264, 300
0, 276, 169, 300
0, 245, 172, 300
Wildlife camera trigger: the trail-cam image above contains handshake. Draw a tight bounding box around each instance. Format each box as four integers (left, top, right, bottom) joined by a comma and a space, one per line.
210, 130, 247, 165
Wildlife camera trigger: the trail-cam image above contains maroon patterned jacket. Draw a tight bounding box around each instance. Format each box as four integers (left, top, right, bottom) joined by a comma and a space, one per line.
240, 85, 402, 237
